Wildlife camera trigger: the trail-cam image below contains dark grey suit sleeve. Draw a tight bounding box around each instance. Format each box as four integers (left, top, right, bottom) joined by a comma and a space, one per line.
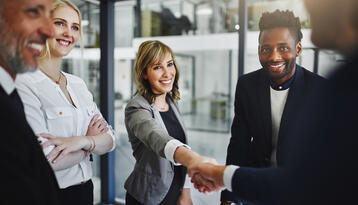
125, 101, 173, 158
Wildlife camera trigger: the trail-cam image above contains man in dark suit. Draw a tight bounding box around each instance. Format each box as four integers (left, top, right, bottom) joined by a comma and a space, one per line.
0, 0, 60, 204
221, 10, 325, 205
190, 0, 358, 204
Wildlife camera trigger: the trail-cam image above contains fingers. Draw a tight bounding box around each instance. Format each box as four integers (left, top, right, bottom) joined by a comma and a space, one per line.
46, 144, 64, 161
89, 114, 100, 127
191, 174, 216, 193
51, 148, 70, 163
38, 133, 55, 139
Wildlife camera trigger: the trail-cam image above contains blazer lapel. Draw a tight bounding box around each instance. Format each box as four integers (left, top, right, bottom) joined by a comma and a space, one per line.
257, 69, 272, 154
277, 65, 305, 164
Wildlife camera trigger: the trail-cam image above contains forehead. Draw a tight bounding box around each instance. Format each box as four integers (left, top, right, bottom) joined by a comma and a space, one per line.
53, 5, 80, 23
5, 0, 52, 10
259, 27, 296, 45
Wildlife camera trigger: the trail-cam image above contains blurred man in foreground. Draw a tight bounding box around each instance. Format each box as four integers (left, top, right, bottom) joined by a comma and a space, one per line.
0, 0, 60, 204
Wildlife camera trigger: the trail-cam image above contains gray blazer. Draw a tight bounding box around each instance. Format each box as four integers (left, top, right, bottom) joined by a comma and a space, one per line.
124, 94, 188, 205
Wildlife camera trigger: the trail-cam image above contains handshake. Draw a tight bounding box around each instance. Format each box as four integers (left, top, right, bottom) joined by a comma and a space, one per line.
186, 155, 228, 194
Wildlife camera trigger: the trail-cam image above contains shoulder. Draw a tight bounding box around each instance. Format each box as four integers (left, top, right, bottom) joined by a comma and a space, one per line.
238, 69, 264, 85
300, 66, 326, 83
63, 72, 86, 85
126, 95, 152, 110
16, 69, 45, 85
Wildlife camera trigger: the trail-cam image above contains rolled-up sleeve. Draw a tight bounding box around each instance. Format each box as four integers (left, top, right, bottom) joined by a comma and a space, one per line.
92, 102, 118, 151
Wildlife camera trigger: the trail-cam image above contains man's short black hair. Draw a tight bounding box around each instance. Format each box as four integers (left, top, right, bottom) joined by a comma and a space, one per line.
259, 9, 303, 43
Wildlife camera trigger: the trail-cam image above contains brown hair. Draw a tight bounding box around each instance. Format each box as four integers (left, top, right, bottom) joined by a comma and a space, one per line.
133, 40, 180, 104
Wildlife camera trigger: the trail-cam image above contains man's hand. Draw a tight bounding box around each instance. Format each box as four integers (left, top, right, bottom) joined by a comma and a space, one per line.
189, 163, 227, 193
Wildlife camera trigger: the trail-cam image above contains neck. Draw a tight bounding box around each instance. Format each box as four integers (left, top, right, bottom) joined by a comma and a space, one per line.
0, 58, 16, 80
154, 93, 168, 110
39, 56, 62, 80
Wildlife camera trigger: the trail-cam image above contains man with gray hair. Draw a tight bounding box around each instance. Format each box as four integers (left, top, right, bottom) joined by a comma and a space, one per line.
0, 0, 60, 204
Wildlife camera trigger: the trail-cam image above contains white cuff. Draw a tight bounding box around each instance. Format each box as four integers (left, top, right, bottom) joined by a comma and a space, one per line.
164, 139, 191, 165
107, 125, 117, 151
223, 165, 239, 192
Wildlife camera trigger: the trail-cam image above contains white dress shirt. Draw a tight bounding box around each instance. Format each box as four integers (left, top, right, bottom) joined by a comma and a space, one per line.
0, 66, 15, 95
15, 69, 117, 189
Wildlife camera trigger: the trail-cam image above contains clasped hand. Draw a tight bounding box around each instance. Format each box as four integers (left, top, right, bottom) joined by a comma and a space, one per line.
188, 161, 227, 194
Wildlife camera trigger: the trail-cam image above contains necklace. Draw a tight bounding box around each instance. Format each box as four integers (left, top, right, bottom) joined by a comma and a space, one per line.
43, 71, 62, 84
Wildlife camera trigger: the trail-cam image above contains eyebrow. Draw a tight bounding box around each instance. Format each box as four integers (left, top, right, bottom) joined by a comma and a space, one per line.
53, 18, 80, 26
166, 59, 173, 63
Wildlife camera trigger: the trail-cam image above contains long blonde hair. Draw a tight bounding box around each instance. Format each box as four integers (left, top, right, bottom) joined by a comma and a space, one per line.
133, 40, 180, 104
40, 0, 83, 58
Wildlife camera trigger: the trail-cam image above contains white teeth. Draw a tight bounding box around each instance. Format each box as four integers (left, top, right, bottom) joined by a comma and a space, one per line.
161, 80, 171, 84
58, 40, 70, 46
270, 64, 284, 68
28, 43, 43, 52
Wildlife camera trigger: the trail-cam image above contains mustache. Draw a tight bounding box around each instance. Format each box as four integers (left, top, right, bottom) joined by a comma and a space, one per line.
26, 35, 48, 46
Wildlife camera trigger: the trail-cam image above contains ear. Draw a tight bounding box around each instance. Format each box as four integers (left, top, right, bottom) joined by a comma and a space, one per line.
296, 42, 302, 56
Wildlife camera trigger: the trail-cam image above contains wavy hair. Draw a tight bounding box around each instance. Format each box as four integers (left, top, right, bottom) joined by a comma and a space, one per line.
133, 40, 180, 104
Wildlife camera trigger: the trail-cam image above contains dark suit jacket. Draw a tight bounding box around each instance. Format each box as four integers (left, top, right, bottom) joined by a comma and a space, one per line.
0, 86, 60, 204
230, 55, 358, 204
222, 65, 325, 202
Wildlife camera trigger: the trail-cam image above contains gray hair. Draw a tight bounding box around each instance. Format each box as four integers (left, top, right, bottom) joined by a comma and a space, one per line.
0, 0, 36, 74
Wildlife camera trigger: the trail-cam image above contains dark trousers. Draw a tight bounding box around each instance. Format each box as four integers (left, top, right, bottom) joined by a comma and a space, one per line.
126, 193, 143, 205
59, 180, 93, 205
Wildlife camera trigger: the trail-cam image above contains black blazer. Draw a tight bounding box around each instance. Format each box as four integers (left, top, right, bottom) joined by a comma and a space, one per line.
229, 55, 358, 204
0, 86, 60, 204
222, 65, 325, 202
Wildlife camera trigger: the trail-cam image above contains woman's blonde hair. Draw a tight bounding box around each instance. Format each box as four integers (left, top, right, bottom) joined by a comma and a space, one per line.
133, 40, 180, 104
40, 0, 83, 58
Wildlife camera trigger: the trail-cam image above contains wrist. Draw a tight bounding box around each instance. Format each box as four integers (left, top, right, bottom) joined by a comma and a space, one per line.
82, 136, 92, 151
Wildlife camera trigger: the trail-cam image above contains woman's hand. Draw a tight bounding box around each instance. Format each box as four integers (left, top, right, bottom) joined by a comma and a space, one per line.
177, 188, 193, 205
86, 114, 109, 136
39, 133, 90, 163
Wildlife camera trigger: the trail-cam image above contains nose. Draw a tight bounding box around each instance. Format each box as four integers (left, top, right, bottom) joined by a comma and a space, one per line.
269, 48, 282, 62
63, 26, 73, 38
39, 17, 55, 40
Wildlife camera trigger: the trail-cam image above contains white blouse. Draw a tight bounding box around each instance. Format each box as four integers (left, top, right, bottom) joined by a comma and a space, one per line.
15, 69, 117, 189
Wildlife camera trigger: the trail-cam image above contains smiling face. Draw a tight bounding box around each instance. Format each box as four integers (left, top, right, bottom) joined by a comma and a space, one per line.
259, 27, 302, 85
47, 5, 80, 58
144, 52, 176, 96
0, 0, 54, 77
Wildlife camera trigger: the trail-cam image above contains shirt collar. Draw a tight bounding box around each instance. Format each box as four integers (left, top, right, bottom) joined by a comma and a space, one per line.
269, 65, 299, 91
0, 66, 15, 95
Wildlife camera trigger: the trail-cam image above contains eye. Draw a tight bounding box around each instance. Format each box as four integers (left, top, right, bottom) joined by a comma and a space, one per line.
54, 21, 64, 26
26, 8, 40, 17
72, 25, 80, 31
153, 66, 161, 70
279, 46, 289, 51
260, 47, 271, 53
167, 62, 174, 67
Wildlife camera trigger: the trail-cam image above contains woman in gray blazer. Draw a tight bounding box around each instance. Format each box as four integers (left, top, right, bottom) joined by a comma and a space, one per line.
124, 40, 215, 205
